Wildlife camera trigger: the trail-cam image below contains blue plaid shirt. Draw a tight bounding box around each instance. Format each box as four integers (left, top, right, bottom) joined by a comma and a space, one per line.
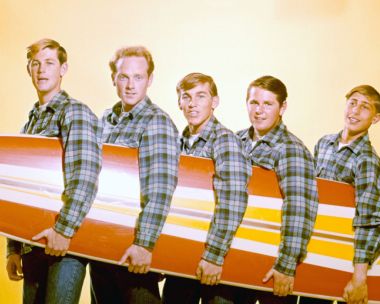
237, 121, 319, 276
7, 90, 101, 256
181, 116, 251, 266
314, 132, 380, 264
101, 97, 180, 249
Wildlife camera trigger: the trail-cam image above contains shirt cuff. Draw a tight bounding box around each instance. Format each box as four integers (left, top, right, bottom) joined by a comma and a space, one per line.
202, 245, 225, 266
134, 233, 156, 250
274, 253, 297, 276
6, 239, 22, 257
354, 249, 373, 264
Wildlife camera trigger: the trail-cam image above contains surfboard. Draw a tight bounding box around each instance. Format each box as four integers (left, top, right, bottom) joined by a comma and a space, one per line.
0, 134, 379, 302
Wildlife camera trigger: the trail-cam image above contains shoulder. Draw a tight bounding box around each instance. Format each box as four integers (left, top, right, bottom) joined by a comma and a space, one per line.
279, 129, 313, 159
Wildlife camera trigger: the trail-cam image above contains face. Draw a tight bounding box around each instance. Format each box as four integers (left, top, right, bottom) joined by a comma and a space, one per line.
343, 92, 380, 140
28, 47, 67, 103
246, 86, 286, 137
179, 82, 219, 134
113, 56, 153, 112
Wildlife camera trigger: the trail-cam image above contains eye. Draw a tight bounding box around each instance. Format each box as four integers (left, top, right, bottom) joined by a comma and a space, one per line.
117, 74, 127, 81
134, 75, 143, 81
31, 61, 39, 67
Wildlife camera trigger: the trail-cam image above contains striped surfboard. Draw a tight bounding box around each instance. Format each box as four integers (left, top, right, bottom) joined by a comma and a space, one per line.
0, 134, 379, 302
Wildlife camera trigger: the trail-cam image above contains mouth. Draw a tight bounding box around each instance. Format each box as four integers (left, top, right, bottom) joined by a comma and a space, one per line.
187, 111, 199, 117
348, 116, 359, 123
124, 91, 136, 96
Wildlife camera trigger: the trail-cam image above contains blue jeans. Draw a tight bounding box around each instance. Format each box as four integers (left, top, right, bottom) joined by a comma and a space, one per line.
22, 246, 87, 304
89, 260, 161, 304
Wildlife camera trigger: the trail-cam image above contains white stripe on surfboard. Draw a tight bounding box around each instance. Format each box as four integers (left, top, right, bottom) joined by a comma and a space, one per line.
0, 164, 355, 220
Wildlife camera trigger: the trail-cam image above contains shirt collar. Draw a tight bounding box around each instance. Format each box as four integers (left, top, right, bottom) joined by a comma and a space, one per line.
29, 90, 68, 117
330, 131, 371, 155
181, 115, 218, 145
109, 96, 151, 124
241, 120, 286, 147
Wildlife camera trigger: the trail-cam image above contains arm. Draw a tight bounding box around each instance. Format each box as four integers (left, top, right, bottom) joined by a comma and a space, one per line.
202, 133, 250, 268
274, 144, 319, 276
134, 114, 179, 249
6, 239, 23, 281
33, 103, 102, 254
345, 157, 380, 302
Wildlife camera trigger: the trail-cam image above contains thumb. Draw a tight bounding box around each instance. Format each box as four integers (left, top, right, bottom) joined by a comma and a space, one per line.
196, 264, 203, 280
262, 269, 273, 283
16, 261, 23, 275
32, 229, 48, 241
118, 250, 131, 265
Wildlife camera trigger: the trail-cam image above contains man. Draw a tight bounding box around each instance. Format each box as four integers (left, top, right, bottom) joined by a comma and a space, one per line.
89, 46, 180, 303
162, 73, 251, 304
6, 38, 101, 303
308, 85, 380, 304
236, 75, 319, 304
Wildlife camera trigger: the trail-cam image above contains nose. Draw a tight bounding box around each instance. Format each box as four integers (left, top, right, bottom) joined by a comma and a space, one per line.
126, 78, 135, 89
255, 104, 264, 113
38, 63, 45, 73
351, 104, 360, 114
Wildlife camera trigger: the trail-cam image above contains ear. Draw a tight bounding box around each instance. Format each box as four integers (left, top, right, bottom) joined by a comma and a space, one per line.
178, 99, 183, 110
279, 101, 287, 116
27, 64, 31, 76
60, 62, 68, 77
147, 73, 154, 87
111, 73, 116, 86
211, 96, 220, 110
372, 113, 380, 125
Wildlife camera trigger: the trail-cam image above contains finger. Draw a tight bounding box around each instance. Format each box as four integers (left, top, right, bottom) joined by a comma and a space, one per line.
118, 252, 129, 265
210, 275, 218, 286
32, 230, 47, 241
195, 266, 202, 280
16, 262, 23, 275
262, 269, 273, 283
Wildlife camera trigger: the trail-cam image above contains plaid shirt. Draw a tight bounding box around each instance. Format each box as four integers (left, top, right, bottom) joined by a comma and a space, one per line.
181, 116, 251, 266
7, 90, 101, 257
237, 121, 318, 276
101, 97, 179, 249
314, 132, 380, 264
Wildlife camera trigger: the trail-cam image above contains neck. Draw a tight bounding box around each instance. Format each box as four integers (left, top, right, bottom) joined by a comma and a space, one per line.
38, 89, 60, 105
341, 128, 367, 144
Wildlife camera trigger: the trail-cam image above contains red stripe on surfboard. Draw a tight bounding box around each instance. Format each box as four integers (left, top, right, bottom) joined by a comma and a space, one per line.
1, 200, 379, 301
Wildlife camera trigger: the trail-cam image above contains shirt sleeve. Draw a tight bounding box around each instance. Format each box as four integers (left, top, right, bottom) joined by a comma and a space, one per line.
6, 239, 22, 257
202, 133, 251, 265
274, 144, 319, 276
134, 114, 180, 249
54, 103, 102, 237
353, 156, 380, 264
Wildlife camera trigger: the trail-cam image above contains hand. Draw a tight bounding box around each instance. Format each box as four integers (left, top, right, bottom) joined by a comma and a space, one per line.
262, 268, 294, 297
32, 227, 71, 256
343, 263, 368, 304
196, 259, 222, 285
119, 244, 152, 274
6, 254, 23, 281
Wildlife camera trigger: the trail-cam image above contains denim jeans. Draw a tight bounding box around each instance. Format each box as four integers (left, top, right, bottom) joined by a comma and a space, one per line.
22, 246, 87, 304
89, 260, 161, 304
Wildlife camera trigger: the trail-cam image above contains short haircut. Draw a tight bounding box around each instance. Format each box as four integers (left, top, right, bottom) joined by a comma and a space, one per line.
176, 73, 218, 99
109, 46, 154, 79
27, 38, 67, 65
246, 75, 287, 106
345, 85, 380, 114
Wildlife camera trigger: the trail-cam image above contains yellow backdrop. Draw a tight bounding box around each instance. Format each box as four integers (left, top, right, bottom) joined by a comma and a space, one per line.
1, 0, 380, 302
